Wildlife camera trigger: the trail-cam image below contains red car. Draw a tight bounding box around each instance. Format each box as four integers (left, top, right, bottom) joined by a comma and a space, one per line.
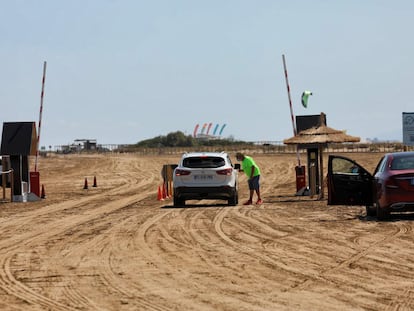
327, 151, 414, 220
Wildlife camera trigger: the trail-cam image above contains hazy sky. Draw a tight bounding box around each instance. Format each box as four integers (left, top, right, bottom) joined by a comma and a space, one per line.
2, 1, 413, 148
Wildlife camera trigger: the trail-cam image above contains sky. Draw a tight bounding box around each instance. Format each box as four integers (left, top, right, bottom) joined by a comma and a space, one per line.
1, 0, 414, 148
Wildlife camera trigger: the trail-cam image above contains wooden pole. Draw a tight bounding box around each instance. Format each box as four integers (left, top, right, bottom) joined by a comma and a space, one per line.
319, 145, 324, 200
10, 170, 14, 202
1, 170, 14, 202
310, 165, 317, 196
1, 172, 5, 200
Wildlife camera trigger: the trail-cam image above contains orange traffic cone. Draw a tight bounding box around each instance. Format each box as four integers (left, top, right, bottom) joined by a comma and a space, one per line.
93, 176, 97, 187
41, 184, 46, 199
83, 178, 88, 190
157, 185, 164, 201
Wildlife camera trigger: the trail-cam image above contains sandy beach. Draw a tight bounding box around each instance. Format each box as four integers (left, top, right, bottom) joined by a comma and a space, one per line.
1, 151, 413, 311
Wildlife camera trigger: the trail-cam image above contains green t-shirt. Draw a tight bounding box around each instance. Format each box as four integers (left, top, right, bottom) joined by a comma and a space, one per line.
241, 156, 261, 178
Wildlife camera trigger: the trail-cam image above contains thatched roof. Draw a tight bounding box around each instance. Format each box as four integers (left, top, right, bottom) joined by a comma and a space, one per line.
283, 125, 360, 145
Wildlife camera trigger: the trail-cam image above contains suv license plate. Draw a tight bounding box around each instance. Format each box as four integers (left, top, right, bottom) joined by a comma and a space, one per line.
194, 175, 213, 180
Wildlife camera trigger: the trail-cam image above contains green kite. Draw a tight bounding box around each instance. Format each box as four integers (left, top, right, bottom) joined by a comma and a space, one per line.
301, 91, 313, 108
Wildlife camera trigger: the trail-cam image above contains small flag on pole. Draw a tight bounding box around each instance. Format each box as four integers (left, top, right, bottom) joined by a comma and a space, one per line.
301, 91, 312, 108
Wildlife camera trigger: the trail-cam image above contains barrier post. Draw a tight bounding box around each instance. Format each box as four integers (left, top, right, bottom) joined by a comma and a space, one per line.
30, 171, 41, 197
295, 165, 306, 192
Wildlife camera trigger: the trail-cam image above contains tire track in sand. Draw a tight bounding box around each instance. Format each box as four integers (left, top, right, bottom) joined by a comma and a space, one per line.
0, 156, 159, 310
291, 222, 413, 292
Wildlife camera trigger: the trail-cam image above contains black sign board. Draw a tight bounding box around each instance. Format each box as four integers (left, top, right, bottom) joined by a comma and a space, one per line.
1, 122, 37, 156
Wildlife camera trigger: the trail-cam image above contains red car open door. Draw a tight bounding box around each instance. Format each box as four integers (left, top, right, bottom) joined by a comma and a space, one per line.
327, 155, 374, 206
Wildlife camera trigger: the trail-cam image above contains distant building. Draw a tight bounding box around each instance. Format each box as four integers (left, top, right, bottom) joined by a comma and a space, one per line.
60, 139, 97, 153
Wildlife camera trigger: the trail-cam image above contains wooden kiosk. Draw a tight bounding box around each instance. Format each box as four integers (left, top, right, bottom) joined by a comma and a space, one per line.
284, 113, 360, 199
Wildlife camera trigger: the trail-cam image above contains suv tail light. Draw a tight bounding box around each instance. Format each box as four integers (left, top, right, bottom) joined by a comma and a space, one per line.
216, 168, 232, 176
175, 169, 191, 176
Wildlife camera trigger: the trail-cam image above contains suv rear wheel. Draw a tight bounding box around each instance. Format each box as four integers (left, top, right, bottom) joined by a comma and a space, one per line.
228, 188, 238, 206
173, 195, 185, 207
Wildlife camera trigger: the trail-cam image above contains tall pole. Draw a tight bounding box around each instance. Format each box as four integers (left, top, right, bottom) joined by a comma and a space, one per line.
282, 55, 297, 136
35, 61, 47, 172
282, 54, 301, 166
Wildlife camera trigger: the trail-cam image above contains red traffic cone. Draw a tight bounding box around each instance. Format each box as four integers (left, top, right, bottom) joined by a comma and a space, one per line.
83, 178, 88, 190
157, 185, 164, 201
93, 176, 97, 187
41, 184, 46, 199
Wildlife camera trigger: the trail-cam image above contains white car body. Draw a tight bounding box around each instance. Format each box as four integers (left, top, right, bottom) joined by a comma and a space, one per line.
173, 152, 238, 207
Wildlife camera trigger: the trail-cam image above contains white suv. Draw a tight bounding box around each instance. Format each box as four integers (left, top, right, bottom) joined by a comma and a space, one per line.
173, 152, 238, 207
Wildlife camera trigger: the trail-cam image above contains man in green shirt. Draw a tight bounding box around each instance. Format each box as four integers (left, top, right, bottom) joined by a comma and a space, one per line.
236, 152, 263, 205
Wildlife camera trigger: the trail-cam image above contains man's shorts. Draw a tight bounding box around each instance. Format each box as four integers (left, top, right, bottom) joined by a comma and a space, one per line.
248, 175, 260, 190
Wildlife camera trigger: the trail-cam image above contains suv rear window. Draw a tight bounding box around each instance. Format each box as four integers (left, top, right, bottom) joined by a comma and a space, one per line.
183, 156, 226, 168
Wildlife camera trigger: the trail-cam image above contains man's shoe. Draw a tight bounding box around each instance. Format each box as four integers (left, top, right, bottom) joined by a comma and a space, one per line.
243, 200, 253, 205
256, 199, 263, 205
